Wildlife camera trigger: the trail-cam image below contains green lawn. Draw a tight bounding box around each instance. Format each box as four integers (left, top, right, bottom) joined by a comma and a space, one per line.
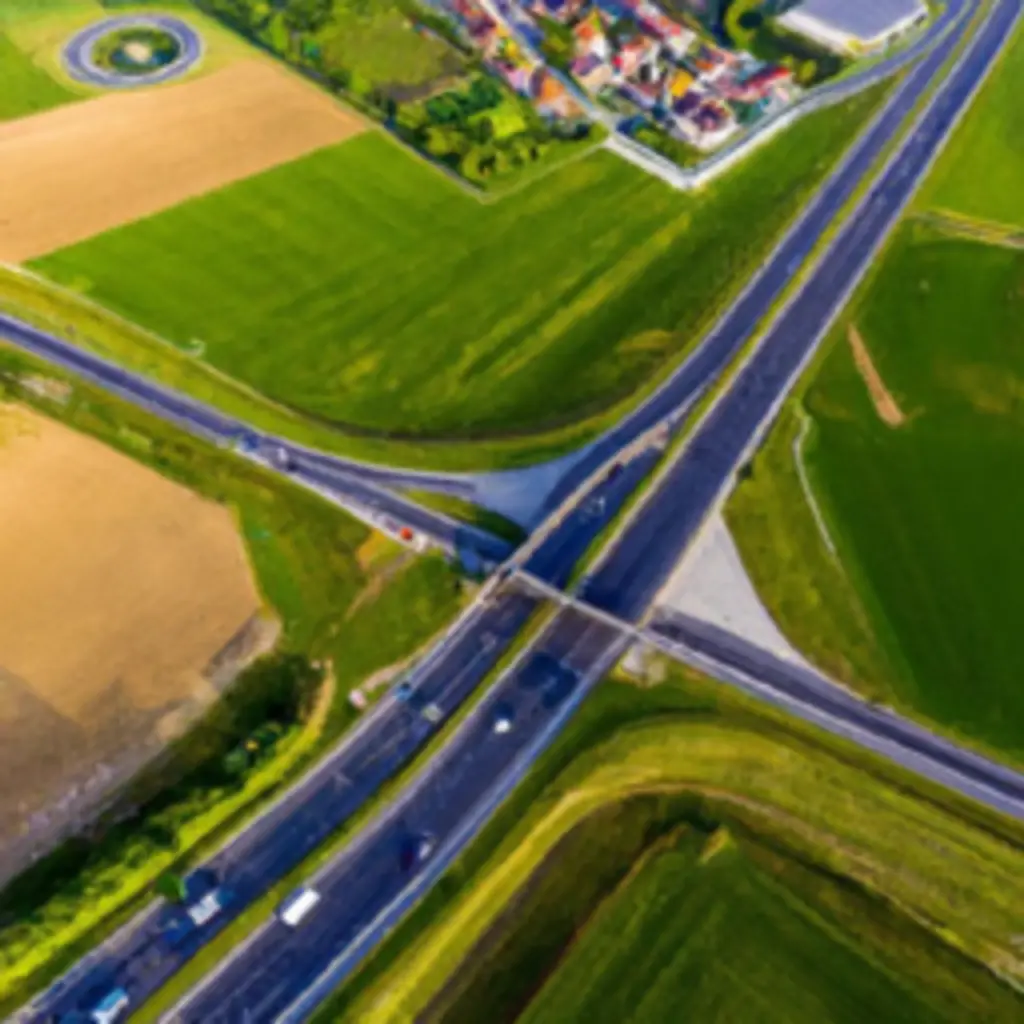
729, 222, 1024, 759
519, 836, 954, 1024
315, 670, 1024, 1023
0, 30, 76, 121
916, 22, 1024, 227
31, 83, 889, 447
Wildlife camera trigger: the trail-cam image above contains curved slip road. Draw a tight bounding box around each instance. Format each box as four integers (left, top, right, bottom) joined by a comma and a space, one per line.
0, 0, 971, 517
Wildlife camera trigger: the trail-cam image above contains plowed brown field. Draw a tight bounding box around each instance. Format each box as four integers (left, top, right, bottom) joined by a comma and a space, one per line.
0, 59, 365, 262
0, 404, 263, 858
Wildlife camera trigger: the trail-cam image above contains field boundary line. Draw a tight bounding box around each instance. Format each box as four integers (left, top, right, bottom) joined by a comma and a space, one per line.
791, 406, 839, 562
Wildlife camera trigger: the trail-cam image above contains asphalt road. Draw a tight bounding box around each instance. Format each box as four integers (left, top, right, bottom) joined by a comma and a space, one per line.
62, 15, 203, 89
157, 0, 1024, 1019
0, 0, 969, 520
20, 446, 654, 1024
648, 611, 1024, 817
13, 0, 1023, 1018
0, 315, 511, 567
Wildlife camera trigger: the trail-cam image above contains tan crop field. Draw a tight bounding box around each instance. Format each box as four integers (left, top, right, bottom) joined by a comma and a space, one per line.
0, 59, 367, 262
0, 404, 265, 864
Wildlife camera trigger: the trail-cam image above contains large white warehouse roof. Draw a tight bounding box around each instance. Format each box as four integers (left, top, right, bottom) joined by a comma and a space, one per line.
780, 0, 928, 51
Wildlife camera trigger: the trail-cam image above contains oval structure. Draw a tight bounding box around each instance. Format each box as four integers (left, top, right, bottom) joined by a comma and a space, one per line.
62, 15, 203, 89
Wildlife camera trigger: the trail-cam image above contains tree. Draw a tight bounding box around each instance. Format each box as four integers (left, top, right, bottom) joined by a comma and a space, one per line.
472, 115, 494, 144
155, 872, 187, 904
796, 58, 818, 86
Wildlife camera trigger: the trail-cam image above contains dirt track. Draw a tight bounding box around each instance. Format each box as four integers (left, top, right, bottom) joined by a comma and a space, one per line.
847, 325, 906, 427
0, 59, 366, 262
0, 404, 262, 850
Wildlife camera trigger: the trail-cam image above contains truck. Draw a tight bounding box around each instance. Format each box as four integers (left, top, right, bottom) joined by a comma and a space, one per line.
90, 987, 129, 1024
278, 886, 321, 928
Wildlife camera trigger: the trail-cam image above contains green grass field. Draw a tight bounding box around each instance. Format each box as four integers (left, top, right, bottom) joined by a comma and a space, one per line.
31, 83, 888, 447
315, 669, 1024, 1023
519, 835, 955, 1024
0, 30, 76, 121
916, 22, 1024, 228
729, 223, 1024, 759
315, 0, 463, 96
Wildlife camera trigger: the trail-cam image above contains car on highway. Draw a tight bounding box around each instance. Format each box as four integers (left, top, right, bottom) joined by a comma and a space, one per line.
491, 701, 515, 734
278, 886, 322, 928
395, 680, 414, 702
399, 832, 436, 871
270, 445, 293, 472
88, 987, 130, 1024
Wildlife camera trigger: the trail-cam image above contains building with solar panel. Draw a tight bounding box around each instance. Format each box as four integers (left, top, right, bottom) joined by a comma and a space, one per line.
778, 0, 929, 54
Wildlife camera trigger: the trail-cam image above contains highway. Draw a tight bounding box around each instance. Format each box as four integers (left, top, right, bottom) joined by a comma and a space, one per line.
144, 3, 1024, 1019
11, 0, 1023, 1017
0, 0, 973, 522
0, 314, 511, 567
20, 445, 660, 1024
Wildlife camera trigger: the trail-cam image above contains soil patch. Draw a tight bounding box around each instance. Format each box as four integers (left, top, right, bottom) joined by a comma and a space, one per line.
0, 404, 262, 857
0, 59, 366, 262
847, 325, 906, 427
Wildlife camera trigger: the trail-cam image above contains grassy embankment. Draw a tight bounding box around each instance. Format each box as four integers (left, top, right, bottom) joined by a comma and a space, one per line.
312, 667, 1024, 1023
724, 24, 1024, 759
0, 27, 76, 121
0, 342, 466, 1014
18, 82, 889, 469
914, 16, 1024, 228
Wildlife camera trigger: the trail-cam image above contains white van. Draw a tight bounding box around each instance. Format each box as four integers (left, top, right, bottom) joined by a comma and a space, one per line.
278, 886, 321, 928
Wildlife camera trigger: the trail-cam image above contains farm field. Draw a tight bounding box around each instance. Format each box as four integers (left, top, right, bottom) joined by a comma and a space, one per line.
519, 836, 943, 1024
915, 21, 1024, 228
0, 341, 466, 1011
0, 400, 262, 861
316, 673, 1024, 1024
0, 59, 365, 262
32, 82, 889, 445
0, 30, 76, 122
728, 223, 1024, 758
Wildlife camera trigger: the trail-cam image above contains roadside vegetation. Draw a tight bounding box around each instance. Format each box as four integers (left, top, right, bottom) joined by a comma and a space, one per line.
0, 27, 76, 121
28, 80, 890, 461
313, 665, 1024, 1023
915, 19, 1024, 228
0, 342, 466, 1014
728, 219, 1024, 761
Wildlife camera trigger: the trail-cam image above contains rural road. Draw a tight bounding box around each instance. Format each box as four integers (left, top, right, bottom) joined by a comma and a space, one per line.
11, 0, 1024, 1018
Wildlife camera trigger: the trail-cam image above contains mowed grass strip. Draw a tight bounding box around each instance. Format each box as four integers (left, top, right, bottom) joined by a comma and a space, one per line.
915, 21, 1024, 229
33, 84, 889, 442
0, 31, 76, 122
730, 222, 1024, 758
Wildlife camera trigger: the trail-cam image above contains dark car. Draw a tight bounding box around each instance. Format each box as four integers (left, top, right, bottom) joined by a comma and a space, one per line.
399, 833, 436, 871
541, 669, 579, 708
